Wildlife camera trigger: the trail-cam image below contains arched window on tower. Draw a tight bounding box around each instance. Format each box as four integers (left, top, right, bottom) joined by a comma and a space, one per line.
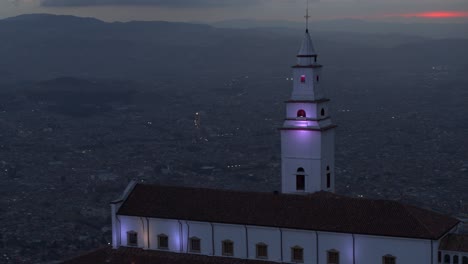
321, 108, 325, 116
297, 109, 306, 118
454, 256, 459, 264
326, 166, 331, 189
444, 254, 451, 264
296, 168, 305, 191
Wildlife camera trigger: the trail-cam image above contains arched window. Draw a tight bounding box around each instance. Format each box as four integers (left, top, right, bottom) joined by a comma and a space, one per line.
444, 254, 451, 264
327, 249, 339, 264
158, 234, 169, 249
296, 168, 305, 191
321, 108, 325, 116
256, 243, 268, 259
462, 256, 468, 264
297, 109, 306, 118
291, 246, 303, 262
454, 256, 459, 264
127, 231, 138, 247
222, 240, 234, 256
382, 255, 396, 264
326, 166, 331, 189
189, 237, 201, 252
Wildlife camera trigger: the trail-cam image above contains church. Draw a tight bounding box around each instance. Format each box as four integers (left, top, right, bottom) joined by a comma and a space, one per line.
65, 21, 468, 264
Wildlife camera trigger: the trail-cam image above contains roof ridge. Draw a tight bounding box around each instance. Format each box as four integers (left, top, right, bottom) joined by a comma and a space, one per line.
402, 204, 436, 237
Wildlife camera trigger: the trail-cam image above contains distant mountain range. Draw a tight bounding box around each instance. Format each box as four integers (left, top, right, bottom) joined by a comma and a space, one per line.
0, 14, 467, 83
210, 18, 468, 39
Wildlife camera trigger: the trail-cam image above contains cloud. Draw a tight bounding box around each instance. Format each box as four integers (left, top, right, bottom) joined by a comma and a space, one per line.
40, 0, 260, 8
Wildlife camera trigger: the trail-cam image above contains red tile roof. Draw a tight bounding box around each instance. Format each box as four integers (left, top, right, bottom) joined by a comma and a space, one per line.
439, 234, 468, 252
117, 184, 459, 240
63, 247, 279, 264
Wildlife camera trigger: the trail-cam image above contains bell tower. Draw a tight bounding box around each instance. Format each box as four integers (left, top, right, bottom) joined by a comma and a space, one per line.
280, 21, 336, 194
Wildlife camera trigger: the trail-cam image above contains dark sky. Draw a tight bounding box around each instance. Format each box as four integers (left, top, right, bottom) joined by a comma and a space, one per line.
1, 0, 468, 22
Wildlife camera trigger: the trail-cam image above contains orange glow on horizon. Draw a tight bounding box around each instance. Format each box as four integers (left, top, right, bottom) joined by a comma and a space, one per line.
387, 11, 468, 18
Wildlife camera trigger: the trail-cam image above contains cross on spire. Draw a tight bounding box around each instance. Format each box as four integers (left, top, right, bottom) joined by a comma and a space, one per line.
305, 0, 310, 32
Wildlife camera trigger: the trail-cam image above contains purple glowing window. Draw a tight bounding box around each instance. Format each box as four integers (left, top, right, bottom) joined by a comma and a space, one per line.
297, 109, 306, 118
300, 75, 306, 83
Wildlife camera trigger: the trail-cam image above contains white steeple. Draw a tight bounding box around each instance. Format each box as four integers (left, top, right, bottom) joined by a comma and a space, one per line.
280, 13, 336, 194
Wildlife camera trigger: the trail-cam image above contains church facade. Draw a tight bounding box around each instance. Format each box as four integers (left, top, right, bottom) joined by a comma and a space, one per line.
101, 29, 467, 264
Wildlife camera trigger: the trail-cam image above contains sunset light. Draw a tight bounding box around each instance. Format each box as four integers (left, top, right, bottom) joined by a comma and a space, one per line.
389, 11, 468, 18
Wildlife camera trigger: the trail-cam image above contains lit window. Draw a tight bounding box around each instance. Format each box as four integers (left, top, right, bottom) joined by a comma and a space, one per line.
327, 250, 339, 264
297, 109, 306, 118
222, 240, 234, 256
321, 108, 325, 116
127, 231, 138, 247
300, 75, 306, 83
190, 237, 201, 252
383, 255, 396, 264
158, 234, 169, 249
256, 243, 268, 259
291, 246, 303, 262
296, 168, 305, 191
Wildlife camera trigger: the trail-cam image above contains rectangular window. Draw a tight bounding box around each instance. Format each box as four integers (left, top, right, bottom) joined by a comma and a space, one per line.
222, 240, 234, 256
328, 251, 339, 264
127, 231, 138, 247
256, 243, 268, 259
383, 256, 396, 264
300, 75, 306, 83
190, 237, 201, 252
327, 173, 331, 188
296, 174, 305, 191
291, 247, 303, 262
158, 234, 169, 249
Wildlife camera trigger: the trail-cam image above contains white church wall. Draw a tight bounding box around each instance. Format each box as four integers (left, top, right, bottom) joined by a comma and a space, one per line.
148, 218, 182, 252
432, 240, 440, 264
281, 157, 323, 193
118, 215, 146, 248
246, 225, 282, 262
355, 234, 433, 264
186, 221, 213, 255
317, 232, 353, 264
293, 68, 316, 100
320, 129, 335, 191
111, 203, 120, 249
213, 223, 247, 258
281, 130, 322, 159
292, 68, 323, 101
282, 228, 317, 263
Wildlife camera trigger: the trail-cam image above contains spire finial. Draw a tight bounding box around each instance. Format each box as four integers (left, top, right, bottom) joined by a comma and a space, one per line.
304, 0, 310, 32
